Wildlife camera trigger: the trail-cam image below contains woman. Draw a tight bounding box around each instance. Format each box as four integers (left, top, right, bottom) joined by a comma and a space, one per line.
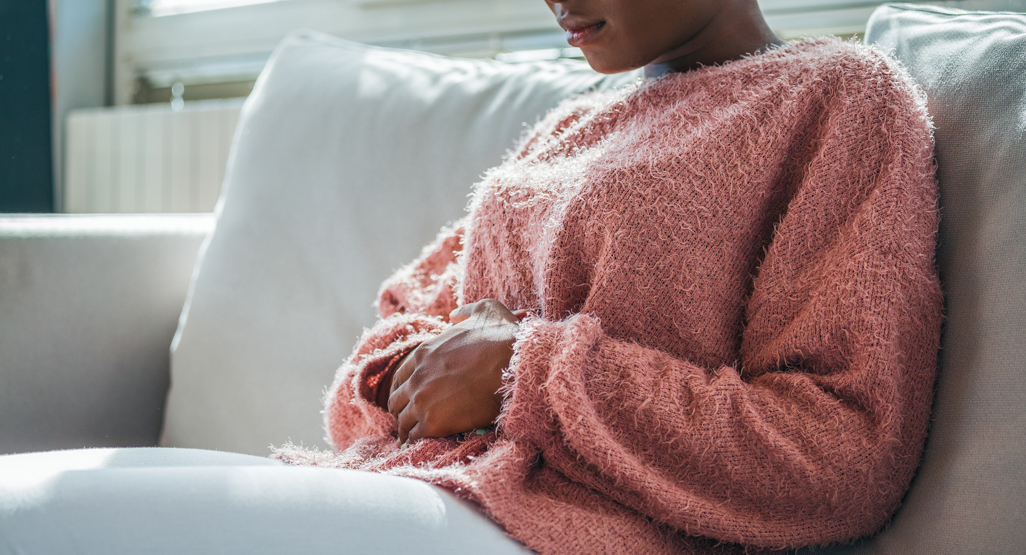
277, 0, 944, 553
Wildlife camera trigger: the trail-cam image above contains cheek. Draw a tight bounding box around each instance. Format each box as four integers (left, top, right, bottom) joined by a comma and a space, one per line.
600, 1, 696, 68
586, 11, 667, 72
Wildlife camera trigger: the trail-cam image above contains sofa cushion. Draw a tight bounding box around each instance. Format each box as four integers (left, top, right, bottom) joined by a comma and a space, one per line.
0, 448, 528, 554
795, 4, 1026, 554
161, 31, 639, 455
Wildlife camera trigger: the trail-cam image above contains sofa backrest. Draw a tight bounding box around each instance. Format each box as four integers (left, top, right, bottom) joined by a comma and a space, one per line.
795, 4, 1026, 554
162, 7, 1026, 551
160, 31, 639, 455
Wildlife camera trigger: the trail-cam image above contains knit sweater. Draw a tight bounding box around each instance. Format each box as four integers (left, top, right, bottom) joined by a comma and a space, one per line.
274, 38, 944, 554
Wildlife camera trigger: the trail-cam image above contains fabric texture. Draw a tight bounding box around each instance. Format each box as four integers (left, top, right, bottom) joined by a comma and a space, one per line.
0, 448, 528, 555
160, 31, 638, 455
804, 5, 1026, 555
275, 38, 944, 554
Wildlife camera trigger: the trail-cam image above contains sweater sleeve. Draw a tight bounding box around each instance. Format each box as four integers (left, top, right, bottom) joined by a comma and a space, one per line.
497, 86, 944, 549
324, 220, 465, 450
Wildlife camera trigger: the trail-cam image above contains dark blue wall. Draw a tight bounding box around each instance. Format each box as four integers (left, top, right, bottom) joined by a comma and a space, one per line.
0, 0, 55, 212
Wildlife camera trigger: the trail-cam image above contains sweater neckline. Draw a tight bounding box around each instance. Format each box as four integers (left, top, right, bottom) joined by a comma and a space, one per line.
635, 36, 837, 90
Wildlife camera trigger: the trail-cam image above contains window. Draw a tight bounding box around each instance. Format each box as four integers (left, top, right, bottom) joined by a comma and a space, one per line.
135, 0, 290, 17
113, 0, 1026, 106
69, 0, 1026, 213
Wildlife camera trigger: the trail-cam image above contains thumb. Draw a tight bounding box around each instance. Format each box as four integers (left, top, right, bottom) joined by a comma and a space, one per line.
449, 302, 479, 324
511, 308, 537, 321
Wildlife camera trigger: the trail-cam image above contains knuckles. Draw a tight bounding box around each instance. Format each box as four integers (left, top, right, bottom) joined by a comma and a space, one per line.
393, 298, 515, 442
416, 419, 442, 440
460, 299, 516, 321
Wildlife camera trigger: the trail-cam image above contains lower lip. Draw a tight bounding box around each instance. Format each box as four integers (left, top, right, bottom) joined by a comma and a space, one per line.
565, 22, 604, 48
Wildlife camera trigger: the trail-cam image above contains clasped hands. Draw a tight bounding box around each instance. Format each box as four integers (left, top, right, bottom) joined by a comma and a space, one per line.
379, 299, 531, 444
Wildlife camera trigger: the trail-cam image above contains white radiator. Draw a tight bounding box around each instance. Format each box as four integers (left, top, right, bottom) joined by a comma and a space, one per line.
64, 99, 244, 213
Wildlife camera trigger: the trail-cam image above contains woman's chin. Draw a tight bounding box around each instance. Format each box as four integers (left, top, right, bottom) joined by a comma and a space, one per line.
582, 54, 637, 75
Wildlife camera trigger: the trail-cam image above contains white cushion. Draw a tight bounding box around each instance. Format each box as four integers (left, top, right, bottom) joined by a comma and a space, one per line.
794, 4, 1026, 554
862, 5, 1026, 554
0, 448, 527, 554
161, 30, 639, 455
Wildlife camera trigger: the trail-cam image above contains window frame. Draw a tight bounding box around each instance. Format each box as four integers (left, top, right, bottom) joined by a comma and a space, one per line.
113, 0, 1026, 105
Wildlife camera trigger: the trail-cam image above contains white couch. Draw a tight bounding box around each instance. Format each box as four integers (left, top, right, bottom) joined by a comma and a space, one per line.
1, 4, 1023, 554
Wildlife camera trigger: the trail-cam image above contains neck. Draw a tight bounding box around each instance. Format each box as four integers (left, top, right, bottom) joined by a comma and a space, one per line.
643, 4, 785, 79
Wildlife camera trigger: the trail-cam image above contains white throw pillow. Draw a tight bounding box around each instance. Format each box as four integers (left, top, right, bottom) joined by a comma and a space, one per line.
795, 4, 1026, 555
161, 31, 638, 455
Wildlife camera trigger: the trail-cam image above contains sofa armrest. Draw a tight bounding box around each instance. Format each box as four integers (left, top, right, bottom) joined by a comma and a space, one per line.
0, 214, 213, 454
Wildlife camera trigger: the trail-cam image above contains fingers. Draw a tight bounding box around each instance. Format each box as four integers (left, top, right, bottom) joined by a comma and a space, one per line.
406, 421, 428, 443
511, 308, 539, 321
387, 385, 408, 420
450, 300, 537, 324
449, 302, 475, 324
395, 403, 419, 444
393, 396, 440, 444
450, 299, 504, 323
389, 349, 419, 444
390, 350, 416, 395
398, 409, 455, 444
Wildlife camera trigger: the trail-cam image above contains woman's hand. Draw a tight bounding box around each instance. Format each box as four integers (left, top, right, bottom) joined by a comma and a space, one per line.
386, 299, 530, 444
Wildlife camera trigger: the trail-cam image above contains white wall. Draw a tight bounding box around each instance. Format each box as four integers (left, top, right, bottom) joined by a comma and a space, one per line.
51, 0, 111, 211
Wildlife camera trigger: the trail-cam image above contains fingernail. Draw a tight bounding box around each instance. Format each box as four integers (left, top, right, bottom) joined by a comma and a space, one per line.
400, 442, 408, 450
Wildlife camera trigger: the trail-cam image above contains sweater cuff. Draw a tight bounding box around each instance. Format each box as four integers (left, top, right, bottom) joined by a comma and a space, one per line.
359, 337, 423, 409
351, 313, 448, 405
324, 312, 448, 450
497, 314, 602, 449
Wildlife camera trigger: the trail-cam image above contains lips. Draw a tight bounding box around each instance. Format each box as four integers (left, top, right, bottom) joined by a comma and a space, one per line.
560, 18, 605, 48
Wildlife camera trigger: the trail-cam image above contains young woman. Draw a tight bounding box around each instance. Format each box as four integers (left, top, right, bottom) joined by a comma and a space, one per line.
278, 0, 944, 553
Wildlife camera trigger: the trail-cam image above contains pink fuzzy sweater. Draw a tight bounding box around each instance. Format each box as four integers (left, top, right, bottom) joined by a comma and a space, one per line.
275, 38, 943, 554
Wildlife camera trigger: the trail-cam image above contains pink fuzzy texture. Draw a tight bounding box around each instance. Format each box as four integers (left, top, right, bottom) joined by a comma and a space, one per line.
274, 38, 943, 554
